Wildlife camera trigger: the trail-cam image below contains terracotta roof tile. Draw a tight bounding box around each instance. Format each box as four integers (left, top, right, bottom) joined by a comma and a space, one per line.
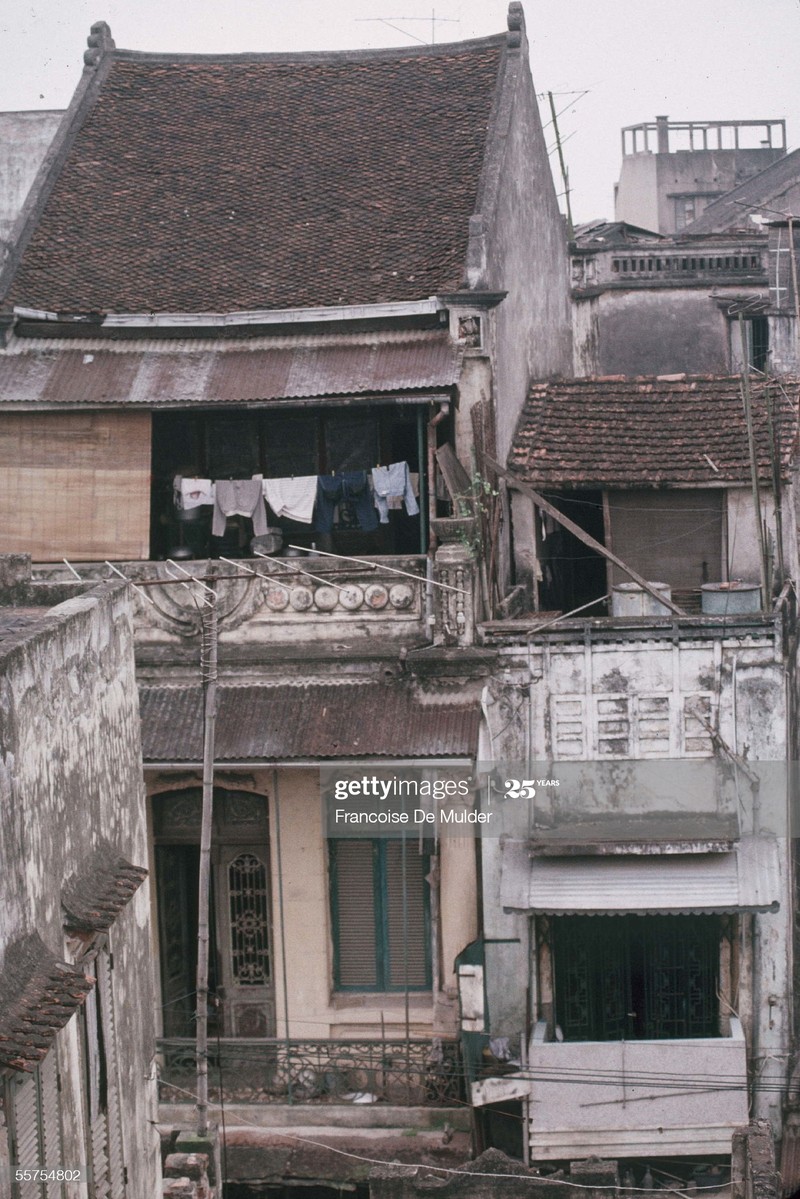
508, 375, 800, 488
62, 842, 147, 934
6, 42, 504, 315
0, 934, 93, 1072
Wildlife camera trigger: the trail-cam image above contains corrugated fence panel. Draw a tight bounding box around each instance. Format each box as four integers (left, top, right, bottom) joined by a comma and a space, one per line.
0, 411, 151, 561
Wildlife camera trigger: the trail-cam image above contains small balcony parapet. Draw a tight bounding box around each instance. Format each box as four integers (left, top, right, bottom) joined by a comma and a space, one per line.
157, 1036, 464, 1107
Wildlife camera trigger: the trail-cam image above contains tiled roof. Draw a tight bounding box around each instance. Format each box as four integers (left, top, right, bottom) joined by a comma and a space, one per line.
139, 682, 479, 761
62, 843, 147, 934
0, 933, 93, 1072
508, 376, 800, 488
5, 39, 504, 315
686, 147, 800, 233
0, 331, 462, 407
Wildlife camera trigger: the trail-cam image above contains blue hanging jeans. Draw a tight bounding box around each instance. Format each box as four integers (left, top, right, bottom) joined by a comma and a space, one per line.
314, 472, 379, 534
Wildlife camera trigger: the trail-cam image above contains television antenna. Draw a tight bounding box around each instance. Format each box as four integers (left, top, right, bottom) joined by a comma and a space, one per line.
355, 9, 459, 45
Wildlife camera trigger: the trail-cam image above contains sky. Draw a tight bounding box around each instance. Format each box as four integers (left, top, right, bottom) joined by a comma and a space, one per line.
1, 0, 799, 222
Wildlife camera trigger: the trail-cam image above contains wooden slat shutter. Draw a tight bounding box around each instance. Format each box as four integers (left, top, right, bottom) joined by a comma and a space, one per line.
385, 843, 430, 988
84, 983, 111, 1199
333, 841, 377, 987
9, 1073, 41, 1199
96, 954, 126, 1197
38, 1050, 63, 1199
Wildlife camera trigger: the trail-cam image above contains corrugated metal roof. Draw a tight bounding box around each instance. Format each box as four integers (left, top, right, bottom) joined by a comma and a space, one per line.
501, 836, 780, 915
0, 332, 461, 407
139, 682, 479, 761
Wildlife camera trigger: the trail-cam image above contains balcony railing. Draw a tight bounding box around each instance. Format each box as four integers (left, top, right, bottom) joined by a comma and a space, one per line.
157, 1036, 464, 1106
610, 250, 764, 280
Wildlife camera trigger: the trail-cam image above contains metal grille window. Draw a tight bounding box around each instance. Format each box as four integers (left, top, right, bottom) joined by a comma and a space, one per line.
229, 852, 271, 986
552, 915, 719, 1041
330, 839, 431, 992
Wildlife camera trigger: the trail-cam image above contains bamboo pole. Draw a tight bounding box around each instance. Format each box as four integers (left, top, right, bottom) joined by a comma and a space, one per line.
738, 316, 771, 611
196, 575, 218, 1137
482, 456, 687, 616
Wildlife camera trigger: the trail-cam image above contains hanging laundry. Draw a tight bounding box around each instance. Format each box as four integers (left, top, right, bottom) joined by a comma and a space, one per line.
212, 479, 268, 537
386, 472, 419, 511
371, 461, 420, 524
175, 476, 215, 510
314, 472, 378, 534
262, 476, 317, 525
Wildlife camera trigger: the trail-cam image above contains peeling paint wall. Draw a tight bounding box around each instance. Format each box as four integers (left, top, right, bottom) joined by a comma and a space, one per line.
480, 625, 793, 1141
0, 111, 62, 249
0, 581, 160, 1196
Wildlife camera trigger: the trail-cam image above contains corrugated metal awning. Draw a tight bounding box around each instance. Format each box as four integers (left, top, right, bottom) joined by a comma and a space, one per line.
501, 837, 781, 915
139, 682, 480, 762
0, 331, 462, 408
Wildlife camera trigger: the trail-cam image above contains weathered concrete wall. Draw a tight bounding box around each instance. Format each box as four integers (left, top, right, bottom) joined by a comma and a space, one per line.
0, 111, 62, 248
584, 288, 732, 375
616, 147, 783, 234
474, 17, 572, 465
614, 154, 659, 232
0, 581, 160, 1196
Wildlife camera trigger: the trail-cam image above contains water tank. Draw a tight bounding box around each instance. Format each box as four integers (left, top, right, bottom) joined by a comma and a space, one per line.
701, 581, 761, 615
611, 582, 672, 617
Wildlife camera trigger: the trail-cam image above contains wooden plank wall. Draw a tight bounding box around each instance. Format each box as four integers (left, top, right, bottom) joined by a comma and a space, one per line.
0, 410, 151, 561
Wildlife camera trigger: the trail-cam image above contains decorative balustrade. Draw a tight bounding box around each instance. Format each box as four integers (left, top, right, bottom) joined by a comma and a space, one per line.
157, 1036, 464, 1106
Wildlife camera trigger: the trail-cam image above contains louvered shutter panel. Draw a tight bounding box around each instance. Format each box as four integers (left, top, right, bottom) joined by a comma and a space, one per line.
334, 841, 377, 987
38, 1050, 63, 1198
385, 844, 429, 988
84, 985, 111, 1199
10, 1073, 42, 1199
96, 954, 126, 1197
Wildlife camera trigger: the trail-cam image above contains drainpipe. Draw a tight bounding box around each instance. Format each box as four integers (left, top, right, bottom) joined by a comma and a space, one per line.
426, 401, 450, 630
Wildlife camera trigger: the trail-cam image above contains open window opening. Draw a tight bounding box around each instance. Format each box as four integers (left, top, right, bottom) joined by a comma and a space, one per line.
537, 490, 607, 615
150, 405, 424, 561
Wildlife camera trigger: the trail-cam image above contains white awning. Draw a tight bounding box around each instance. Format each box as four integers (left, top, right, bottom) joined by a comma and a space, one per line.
501, 836, 781, 916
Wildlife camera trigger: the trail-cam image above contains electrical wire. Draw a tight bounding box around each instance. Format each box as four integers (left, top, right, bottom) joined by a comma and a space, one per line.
157, 1077, 740, 1190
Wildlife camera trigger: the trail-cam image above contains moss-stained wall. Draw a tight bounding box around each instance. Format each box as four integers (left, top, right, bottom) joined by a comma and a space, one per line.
0, 580, 160, 1196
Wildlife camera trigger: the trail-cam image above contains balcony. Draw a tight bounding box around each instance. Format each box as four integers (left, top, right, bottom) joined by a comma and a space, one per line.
157, 1036, 464, 1107
473, 1020, 748, 1161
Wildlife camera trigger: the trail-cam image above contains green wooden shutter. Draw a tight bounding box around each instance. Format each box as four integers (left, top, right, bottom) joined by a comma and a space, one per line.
385, 843, 430, 989
332, 841, 378, 987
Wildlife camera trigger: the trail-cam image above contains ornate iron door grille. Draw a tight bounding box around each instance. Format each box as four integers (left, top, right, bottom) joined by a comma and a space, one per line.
552, 915, 719, 1041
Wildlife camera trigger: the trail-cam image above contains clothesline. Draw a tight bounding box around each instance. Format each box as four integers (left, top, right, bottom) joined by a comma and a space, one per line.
175, 463, 419, 533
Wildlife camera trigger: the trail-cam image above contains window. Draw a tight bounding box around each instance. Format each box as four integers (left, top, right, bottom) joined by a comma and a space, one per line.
5, 1049, 63, 1199
329, 839, 431, 991
552, 915, 719, 1041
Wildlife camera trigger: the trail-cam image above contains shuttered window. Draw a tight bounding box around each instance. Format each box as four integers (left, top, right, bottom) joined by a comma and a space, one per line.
83, 952, 127, 1198
330, 840, 431, 991
5, 1046, 64, 1199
